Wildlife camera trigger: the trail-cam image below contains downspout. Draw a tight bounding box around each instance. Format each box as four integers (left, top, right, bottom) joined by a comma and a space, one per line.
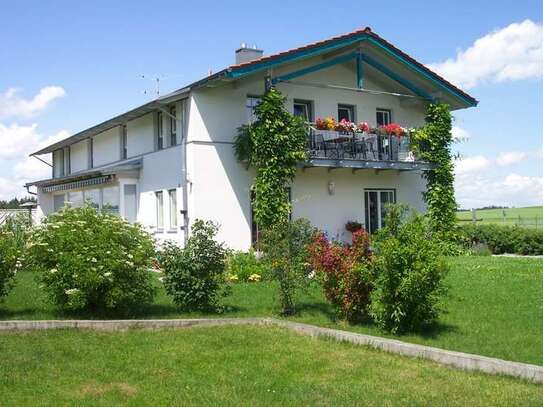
181, 98, 190, 246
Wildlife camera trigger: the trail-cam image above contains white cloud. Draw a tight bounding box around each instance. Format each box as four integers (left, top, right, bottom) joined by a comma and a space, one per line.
428, 19, 543, 89
496, 151, 527, 166
455, 155, 491, 175
0, 86, 66, 119
451, 126, 470, 141
456, 172, 543, 208
0, 124, 69, 199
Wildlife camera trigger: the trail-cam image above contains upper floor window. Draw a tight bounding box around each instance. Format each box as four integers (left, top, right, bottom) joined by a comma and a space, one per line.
88, 138, 94, 168
53, 149, 65, 178
157, 111, 164, 150
293, 100, 313, 122
246, 96, 261, 123
170, 106, 177, 146
338, 104, 355, 122
376, 109, 391, 126
121, 125, 127, 160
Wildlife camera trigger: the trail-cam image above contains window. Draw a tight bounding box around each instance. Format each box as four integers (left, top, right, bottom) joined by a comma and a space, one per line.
68, 191, 84, 208
53, 194, 65, 212
364, 189, 396, 234
84, 189, 100, 210
246, 96, 261, 123
121, 125, 128, 160
170, 106, 177, 146
157, 111, 164, 150
338, 104, 355, 122
102, 186, 120, 215
156, 191, 164, 230
376, 109, 391, 126
293, 100, 313, 122
169, 189, 177, 229
123, 184, 137, 223
53, 149, 65, 178
88, 138, 94, 169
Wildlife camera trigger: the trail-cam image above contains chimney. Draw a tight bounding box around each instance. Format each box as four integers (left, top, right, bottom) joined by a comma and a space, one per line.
235, 43, 263, 65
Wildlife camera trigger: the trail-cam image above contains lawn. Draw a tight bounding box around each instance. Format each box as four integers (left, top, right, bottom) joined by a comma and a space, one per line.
457, 205, 543, 228
1, 325, 542, 406
1, 256, 542, 365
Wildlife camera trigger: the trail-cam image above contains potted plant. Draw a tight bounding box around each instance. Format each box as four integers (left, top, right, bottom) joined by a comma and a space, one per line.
345, 221, 363, 233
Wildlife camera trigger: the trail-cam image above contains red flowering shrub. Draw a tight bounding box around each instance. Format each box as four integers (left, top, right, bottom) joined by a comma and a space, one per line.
308, 229, 374, 323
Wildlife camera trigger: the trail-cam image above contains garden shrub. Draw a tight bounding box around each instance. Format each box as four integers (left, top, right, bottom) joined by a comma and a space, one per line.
27, 205, 156, 312
370, 205, 448, 334
459, 223, 543, 255
226, 250, 271, 282
160, 219, 229, 311
260, 219, 316, 315
0, 215, 29, 300
308, 229, 373, 323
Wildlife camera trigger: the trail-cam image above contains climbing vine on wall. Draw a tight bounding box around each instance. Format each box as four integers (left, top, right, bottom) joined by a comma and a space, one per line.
411, 103, 456, 240
234, 88, 307, 229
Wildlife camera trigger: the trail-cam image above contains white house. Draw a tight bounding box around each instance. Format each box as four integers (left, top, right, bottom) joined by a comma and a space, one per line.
27, 27, 477, 250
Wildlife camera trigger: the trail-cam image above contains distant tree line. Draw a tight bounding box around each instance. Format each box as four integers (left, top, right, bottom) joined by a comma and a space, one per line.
457, 205, 510, 212
0, 197, 37, 209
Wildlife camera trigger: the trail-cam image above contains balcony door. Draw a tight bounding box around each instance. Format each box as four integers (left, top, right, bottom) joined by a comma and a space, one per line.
364, 189, 396, 233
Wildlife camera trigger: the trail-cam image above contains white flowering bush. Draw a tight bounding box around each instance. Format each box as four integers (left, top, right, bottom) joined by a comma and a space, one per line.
27, 204, 156, 312
0, 216, 28, 300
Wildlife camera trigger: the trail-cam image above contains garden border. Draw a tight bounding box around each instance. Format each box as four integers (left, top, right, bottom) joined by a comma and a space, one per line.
1, 317, 542, 384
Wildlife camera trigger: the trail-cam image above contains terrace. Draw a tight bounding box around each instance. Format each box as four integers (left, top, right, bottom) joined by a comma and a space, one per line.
303, 120, 435, 171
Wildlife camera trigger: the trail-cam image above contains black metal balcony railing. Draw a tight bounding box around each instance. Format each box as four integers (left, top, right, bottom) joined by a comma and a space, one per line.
306, 128, 414, 162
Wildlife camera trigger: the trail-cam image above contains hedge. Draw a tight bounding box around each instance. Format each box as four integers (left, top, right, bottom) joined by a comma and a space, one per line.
459, 223, 543, 255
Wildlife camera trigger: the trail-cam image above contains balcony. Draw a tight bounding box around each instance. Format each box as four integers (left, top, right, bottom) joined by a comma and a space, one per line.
303, 128, 435, 171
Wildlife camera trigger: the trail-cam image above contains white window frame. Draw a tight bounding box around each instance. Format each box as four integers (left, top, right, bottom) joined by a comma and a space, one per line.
169, 106, 177, 146
157, 111, 164, 150
168, 189, 177, 230
338, 104, 355, 122
376, 108, 391, 126
293, 99, 313, 122
364, 189, 396, 233
156, 191, 164, 231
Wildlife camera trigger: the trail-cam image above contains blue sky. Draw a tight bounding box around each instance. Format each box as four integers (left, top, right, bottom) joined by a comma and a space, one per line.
1, 0, 542, 208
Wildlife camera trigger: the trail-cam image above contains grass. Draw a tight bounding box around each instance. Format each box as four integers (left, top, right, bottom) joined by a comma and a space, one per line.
457, 205, 543, 228
1, 325, 542, 406
1, 256, 543, 365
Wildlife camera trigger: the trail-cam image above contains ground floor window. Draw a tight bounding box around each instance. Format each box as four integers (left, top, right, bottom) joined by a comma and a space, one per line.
53, 185, 120, 215
123, 184, 137, 223
156, 191, 164, 231
364, 189, 396, 234
169, 189, 177, 229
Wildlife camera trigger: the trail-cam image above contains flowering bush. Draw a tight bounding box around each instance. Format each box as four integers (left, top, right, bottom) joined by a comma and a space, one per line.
226, 250, 271, 282
370, 205, 448, 333
0, 215, 29, 300
27, 205, 156, 312
308, 229, 374, 323
160, 219, 230, 311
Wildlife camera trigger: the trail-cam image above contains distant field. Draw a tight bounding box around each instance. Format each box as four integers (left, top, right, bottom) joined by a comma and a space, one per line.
457, 206, 543, 228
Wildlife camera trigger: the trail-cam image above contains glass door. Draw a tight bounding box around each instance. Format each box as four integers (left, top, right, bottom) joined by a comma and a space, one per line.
364, 189, 396, 233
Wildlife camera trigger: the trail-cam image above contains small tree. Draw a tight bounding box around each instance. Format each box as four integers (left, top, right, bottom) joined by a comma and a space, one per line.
160, 220, 229, 311
370, 205, 448, 333
234, 88, 307, 229
260, 219, 316, 315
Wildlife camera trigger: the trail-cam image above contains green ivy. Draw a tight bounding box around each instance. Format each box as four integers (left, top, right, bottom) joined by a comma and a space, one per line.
234, 88, 307, 228
411, 103, 457, 241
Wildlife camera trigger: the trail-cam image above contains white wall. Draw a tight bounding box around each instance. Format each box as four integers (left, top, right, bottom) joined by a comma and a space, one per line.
93, 127, 120, 167
70, 140, 88, 173
186, 55, 429, 250
127, 113, 155, 157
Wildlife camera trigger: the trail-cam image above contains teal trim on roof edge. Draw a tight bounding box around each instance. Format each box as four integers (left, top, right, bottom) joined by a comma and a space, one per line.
225, 33, 476, 108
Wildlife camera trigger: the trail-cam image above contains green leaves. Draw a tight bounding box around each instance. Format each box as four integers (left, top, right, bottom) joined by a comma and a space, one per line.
233, 88, 307, 229
412, 103, 457, 246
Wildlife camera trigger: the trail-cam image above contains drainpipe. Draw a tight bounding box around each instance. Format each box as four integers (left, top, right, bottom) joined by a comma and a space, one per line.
180, 99, 190, 246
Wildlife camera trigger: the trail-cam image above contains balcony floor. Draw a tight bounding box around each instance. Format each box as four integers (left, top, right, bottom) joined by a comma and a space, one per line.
302, 158, 436, 171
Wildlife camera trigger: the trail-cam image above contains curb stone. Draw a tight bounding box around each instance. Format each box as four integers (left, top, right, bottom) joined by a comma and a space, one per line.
1, 317, 542, 384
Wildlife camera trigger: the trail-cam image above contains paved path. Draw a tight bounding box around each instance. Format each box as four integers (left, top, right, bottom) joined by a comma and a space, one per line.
1, 317, 542, 384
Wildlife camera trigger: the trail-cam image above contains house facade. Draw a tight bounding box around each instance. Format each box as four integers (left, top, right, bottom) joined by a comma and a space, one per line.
27, 27, 477, 250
